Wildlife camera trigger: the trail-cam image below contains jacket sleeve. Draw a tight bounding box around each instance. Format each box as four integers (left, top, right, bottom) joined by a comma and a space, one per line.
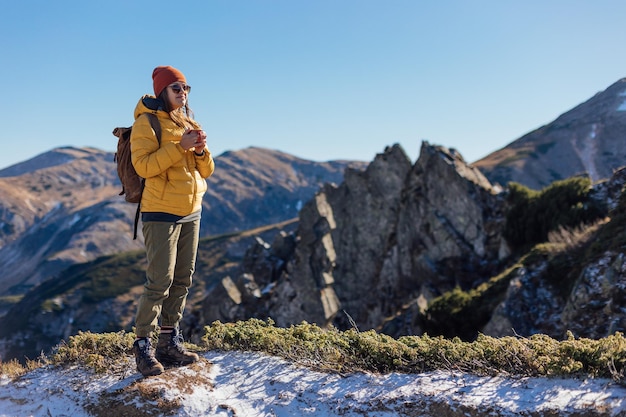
194, 150, 215, 179
130, 114, 184, 178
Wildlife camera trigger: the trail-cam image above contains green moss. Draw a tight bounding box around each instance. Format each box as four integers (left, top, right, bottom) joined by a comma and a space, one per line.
51, 331, 136, 373
504, 177, 606, 249
3, 320, 625, 384
421, 263, 521, 340
200, 319, 626, 380
588, 187, 626, 256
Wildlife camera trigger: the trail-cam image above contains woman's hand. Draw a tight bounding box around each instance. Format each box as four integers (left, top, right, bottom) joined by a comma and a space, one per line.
180, 129, 207, 152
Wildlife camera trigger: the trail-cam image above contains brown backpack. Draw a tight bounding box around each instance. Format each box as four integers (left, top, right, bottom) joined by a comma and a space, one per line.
112, 113, 161, 239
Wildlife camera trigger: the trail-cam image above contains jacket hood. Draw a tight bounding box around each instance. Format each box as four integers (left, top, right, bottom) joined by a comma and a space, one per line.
134, 95, 166, 120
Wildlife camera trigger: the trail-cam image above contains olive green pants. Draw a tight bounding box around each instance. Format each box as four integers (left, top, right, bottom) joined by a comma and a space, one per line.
135, 219, 200, 338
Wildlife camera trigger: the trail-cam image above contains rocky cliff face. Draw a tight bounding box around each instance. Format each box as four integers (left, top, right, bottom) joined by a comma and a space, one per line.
199, 142, 510, 336
484, 249, 626, 340
474, 78, 626, 190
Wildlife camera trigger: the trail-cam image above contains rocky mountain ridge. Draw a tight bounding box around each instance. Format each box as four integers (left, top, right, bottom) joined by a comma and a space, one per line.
0, 146, 365, 301
475, 78, 626, 189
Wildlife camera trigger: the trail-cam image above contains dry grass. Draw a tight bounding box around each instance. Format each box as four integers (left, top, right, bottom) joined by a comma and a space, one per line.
547, 219, 608, 251
201, 319, 626, 382
0, 357, 46, 378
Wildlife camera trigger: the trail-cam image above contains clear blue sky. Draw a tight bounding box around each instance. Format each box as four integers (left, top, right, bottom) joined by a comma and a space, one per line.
2, 0, 626, 170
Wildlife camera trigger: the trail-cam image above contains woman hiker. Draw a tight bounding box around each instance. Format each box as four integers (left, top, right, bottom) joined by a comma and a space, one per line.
130, 65, 215, 376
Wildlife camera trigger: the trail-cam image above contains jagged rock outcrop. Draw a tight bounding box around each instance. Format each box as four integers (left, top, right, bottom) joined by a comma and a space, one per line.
484, 245, 626, 340
482, 255, 563, 338
474, 78, 626, 190
562, 251, 626, 338
201, 142, 510, 335
273, 143, 416, 329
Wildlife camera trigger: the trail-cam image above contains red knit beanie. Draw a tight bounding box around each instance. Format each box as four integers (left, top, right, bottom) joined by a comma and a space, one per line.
152, 66, 187, 97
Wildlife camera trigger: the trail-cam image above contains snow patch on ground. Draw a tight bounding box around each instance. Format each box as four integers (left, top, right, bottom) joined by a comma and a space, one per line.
616, 89, 626, 110
1, 350, 625, 416
571, 123, 600, 182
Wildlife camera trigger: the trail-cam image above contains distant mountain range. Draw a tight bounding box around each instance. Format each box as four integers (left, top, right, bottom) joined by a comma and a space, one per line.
0, 147, 366, 299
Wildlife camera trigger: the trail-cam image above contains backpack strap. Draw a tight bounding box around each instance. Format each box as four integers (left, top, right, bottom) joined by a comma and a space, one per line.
146, 113, 162, 145
133, 113, 162, 240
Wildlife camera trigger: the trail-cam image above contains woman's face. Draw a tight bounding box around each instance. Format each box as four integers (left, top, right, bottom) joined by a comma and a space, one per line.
165, 82, 190, 110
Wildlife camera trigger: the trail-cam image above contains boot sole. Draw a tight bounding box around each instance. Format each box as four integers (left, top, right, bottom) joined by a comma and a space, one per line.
139, 366, 164, 377
156, 357, 198, 367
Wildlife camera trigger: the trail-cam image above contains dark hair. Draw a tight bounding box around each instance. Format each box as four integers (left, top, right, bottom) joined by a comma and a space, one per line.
157, 88, 200, 129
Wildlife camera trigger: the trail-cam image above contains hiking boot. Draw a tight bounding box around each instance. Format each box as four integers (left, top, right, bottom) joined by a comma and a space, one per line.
156, 328, 199, 366
133, 338, 164, 377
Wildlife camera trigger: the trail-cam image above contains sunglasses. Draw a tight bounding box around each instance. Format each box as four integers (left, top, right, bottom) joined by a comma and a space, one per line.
169, 84, 191, 94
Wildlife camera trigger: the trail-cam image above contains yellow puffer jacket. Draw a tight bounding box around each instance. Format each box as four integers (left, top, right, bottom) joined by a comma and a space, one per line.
130, 95, 215, 216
